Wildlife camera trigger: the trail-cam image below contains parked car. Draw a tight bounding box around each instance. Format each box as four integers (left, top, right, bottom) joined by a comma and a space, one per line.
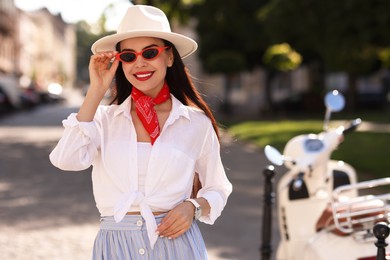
19, 85, 41, 108
0, 74, 23, 113
0, 88, 12, 113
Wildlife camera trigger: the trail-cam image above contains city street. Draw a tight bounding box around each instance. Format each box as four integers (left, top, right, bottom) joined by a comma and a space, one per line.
0, 91, 278, 260
3, 1, 390, 259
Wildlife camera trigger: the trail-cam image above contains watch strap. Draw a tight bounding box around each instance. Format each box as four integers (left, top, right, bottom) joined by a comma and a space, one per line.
185, 198, 200, 208
185, 198, 202, 220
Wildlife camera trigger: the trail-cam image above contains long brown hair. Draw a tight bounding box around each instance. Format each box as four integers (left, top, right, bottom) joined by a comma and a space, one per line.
111, 40, 220, 139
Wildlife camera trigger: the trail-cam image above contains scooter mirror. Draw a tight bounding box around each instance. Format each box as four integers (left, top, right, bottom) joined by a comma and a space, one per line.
325, 90, 345, 112
264, 145, 284, 166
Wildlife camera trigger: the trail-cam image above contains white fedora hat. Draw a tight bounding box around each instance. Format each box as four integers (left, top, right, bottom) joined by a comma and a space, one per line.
91, 5, 198, 59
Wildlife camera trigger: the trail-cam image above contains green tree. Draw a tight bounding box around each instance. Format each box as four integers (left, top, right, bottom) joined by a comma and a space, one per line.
132, 0, 201, 23
75, 3, 118, 86
75, 21, 99, 84
133, 0, 271, 113
192, 0, 270, 113
264, 0, 390, 110
262, 43, 302, 113
75, 19, 114, 85
378, 48, 390, 69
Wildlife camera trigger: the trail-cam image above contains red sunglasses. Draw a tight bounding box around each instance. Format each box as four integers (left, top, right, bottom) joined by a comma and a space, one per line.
115, 46, 171, 63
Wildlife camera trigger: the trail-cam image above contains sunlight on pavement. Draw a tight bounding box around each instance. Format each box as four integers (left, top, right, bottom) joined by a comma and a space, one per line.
0, 224, 98, 260
0, 127, 64, 142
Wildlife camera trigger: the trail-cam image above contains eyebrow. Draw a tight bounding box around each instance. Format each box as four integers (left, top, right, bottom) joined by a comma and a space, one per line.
121, 44, 159, 52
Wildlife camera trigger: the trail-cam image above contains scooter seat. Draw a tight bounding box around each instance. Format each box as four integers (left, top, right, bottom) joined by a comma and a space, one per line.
316, 199, 387, 236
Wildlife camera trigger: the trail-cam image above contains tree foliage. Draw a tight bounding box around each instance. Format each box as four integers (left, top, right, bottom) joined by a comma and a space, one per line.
132, 0, 202, 23
192, 0, 270, 74
378, 48, 390, 69
132, 0, 270, 74
75, 21, 99, 82
205, 51, 246, 74
263, 43, 302, 71
75, 20, 113, 83
263, 0, 390, 75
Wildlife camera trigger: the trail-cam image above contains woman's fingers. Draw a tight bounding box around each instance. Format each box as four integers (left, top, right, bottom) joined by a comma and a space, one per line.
90, 52, 117, 70
157, 202, 194, 239
88, 51, 118, 91
160, 216, 191, 238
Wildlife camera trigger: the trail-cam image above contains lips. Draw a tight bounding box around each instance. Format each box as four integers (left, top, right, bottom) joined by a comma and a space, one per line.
134, 71, 154, 81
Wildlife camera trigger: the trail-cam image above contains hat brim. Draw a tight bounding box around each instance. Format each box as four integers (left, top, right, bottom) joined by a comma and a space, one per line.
91, 30, 198, 59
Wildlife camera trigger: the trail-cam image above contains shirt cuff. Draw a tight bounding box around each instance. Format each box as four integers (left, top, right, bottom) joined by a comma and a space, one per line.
197, 191, 225, 224
63, 113, 97, 139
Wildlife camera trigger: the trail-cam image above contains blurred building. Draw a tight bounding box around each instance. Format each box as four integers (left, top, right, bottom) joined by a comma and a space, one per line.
0, 0, 18, 74
0, 0, 75, 103
17, 8, 76, 91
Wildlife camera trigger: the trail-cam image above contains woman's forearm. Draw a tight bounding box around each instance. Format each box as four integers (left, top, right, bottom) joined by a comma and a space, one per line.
76, 87, 106, 122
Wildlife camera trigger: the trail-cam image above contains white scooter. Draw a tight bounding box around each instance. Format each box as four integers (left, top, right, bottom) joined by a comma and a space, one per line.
262, 90, 390, 260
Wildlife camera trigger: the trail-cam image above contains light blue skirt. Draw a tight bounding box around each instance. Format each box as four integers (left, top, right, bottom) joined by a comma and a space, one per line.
92, 214, 208, 260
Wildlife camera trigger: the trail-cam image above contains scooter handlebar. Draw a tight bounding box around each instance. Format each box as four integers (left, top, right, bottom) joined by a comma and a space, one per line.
342, 118, 362, 135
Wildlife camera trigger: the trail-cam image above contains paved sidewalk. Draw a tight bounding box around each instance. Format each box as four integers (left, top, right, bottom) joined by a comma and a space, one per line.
200, 133, 279, 259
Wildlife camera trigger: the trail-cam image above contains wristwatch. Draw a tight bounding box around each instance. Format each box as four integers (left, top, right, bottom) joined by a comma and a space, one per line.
185, 199, 202, 220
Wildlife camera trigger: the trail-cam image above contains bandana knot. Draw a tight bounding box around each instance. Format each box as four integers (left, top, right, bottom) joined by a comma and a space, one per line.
131, 82, 170, 145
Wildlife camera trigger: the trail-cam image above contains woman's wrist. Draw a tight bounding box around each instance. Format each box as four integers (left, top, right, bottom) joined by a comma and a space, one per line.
184, 199, 201, 220
76, 87, 105, 122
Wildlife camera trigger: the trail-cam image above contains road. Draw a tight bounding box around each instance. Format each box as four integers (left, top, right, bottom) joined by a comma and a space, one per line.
0, 92, 278, 260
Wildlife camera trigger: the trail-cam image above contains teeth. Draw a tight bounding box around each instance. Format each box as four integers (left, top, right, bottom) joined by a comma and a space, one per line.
136, 73, 152, 78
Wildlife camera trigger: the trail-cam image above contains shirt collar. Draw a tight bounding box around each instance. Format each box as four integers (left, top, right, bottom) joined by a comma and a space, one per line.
170, 94, 191, 121
112, 94, 191, 121
113, 96, 131, 118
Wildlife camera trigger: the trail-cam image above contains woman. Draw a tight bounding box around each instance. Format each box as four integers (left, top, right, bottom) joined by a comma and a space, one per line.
50, 5, 232, 259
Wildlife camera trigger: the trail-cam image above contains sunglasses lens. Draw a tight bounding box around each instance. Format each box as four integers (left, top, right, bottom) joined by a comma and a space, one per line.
142, 48, 159, 59
119, 52, 136, 62
117, 47, 167, 63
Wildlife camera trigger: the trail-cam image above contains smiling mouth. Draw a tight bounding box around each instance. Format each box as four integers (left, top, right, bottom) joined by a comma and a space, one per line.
134, 72, 153, 80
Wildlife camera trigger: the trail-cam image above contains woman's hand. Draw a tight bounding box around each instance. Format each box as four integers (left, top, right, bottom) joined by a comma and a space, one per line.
88, 51, 119, 94
76, 52, 119, 122
156, 201, 195, 239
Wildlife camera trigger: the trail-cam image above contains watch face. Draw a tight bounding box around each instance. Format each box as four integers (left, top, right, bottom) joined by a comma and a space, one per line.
195, 207, 202, 220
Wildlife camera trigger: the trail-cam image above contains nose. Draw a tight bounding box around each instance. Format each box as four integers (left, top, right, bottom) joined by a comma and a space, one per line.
133, 55, 147, 67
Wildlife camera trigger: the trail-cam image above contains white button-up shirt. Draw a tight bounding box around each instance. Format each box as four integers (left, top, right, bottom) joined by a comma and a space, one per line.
49, 95, 232, 248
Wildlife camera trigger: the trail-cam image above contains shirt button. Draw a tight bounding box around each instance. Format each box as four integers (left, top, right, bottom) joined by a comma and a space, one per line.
139, 248, 145, 255
136, 220, 143, 226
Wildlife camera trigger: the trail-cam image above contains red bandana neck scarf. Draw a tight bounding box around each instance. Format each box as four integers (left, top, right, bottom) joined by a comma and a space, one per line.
131, 82, 170, 145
